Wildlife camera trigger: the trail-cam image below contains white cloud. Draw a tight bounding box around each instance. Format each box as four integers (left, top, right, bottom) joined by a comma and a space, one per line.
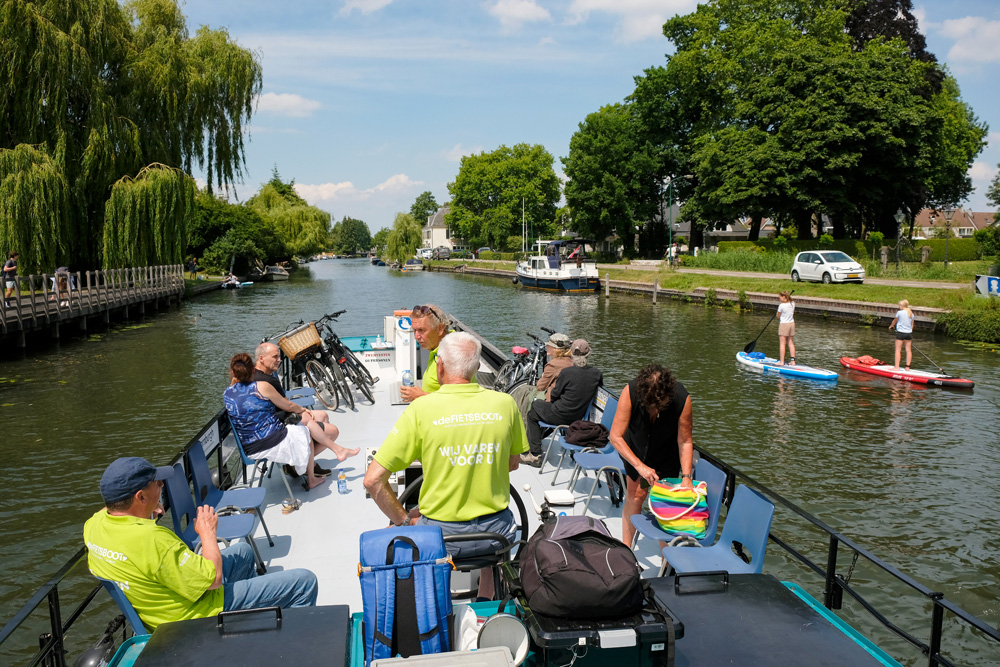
294, 174, 423, 205
939, 18, 1000, 64
442, 143, 483, 162
340, 0, 393, 15
970, 161, 996, 182
565, 0, 695, 43
486, 0, 551, 32
988, 132, 1000, 150
256, 92, 322, 117
366, 173, 423, 193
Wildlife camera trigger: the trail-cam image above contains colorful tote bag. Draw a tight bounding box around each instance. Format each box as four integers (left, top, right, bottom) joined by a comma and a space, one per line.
648, 478, 709, 540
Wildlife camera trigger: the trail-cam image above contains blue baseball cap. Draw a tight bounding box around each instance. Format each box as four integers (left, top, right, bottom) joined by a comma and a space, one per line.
100, 457, 174, 504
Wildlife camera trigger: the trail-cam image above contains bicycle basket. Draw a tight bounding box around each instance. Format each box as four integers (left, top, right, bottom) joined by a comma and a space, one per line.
278, 322, 322, 360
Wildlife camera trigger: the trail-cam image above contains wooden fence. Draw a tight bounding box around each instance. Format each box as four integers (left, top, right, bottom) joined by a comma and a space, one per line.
1, 265, 185, 344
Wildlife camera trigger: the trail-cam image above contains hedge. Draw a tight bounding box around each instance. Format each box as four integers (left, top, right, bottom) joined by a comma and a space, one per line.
475, 251, 520, 261
718, 238, 981, 261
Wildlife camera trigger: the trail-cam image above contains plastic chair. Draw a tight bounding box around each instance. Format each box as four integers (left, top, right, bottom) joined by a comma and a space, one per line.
542, 395, 616, 486
162, 462, 267, 575
287, 386, 316, 408
630, 457, 728, 550
187, 444, 274, 547
96, 577, 147, 635
660, 484, 774, 576
569, 449, 626, 514
229, 414, 299, 504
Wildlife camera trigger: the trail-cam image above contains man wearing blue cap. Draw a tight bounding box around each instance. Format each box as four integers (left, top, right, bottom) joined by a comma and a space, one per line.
84, 457, 318, 631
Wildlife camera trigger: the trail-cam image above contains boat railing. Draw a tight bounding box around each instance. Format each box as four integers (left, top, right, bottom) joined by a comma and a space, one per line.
0, 409, 234, 667
698, 448, 1000, 667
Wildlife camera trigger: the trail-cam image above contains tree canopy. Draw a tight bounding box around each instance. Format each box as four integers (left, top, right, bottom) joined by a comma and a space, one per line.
188, 190, 287, 274
447, 144, 560, 250
386, 213, 421, 264
409, 191, 440, 226
246, 171, 330, 258
331, 217, 372, 255
0, 0, 262, 271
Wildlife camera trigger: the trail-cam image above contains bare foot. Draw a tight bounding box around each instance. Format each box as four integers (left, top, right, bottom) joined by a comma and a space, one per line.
307, 476, 327, 490
335, 446, 360, 462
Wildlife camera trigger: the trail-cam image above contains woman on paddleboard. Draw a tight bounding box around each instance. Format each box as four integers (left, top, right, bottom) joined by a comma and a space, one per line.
777, 291, 795, 365
610, 364, 693, 547
889, 300, 914, 370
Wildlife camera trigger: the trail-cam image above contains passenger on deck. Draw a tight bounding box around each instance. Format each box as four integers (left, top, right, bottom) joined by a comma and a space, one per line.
399, 303, 450, 402
364, 332, 528, 599
508, 331, 571, 426
224, 352, 358, 490
84, 457, 318, 632
521, 339, 603, 467
253, 342, 333, 479
609, 363, 693, 547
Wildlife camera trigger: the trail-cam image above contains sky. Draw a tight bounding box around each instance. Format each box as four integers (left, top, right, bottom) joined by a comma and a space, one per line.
179, 0, 1000, 233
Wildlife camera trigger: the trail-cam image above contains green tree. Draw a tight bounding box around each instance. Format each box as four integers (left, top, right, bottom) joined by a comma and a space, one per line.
386, 213, 421, 264
188, 190, 286, 272
447, 144, 560, 249
988, 167, 1000, 210
372, 227, 390, 252
246, 172, 330, 257
1, 0, 262, 270
333, 217, 372, 255
409, 191, 439, 225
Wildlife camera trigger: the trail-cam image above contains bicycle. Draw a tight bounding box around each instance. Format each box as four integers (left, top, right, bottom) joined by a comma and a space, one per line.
315, 310, 377, 407
494, 328, 552, 393
267, 320, 343, 411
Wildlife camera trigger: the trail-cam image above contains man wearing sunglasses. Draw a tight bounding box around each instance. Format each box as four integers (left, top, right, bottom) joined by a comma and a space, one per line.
400, 303, 450, 402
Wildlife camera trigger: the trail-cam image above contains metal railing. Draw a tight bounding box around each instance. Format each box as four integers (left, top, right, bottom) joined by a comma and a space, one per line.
1, 265, 185, 335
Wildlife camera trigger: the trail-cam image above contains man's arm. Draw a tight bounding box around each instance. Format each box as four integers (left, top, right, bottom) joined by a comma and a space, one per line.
256, 380, 307, 415
399, 385, 428, 402
363, 460, 409, 526
509, 454, 519, 472
194, 506, 224, 589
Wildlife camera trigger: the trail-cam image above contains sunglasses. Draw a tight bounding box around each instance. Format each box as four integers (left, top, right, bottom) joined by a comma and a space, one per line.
412, 304, 440, 318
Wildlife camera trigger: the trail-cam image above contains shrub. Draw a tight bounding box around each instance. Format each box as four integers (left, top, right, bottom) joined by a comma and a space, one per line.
818, 234, 834, 248
913, 239, 980, 262
868, 231, 885, 246
683, 248, 794, 273
939, 298, 1000, 343
704, 288, 717, 306
738, 289, 751, 310
773, 235, 788, 249
974, 227, 1000, 259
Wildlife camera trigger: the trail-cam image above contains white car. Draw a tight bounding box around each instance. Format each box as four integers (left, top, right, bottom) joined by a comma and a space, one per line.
419, 248, 433, 259
790, 251, 865, 284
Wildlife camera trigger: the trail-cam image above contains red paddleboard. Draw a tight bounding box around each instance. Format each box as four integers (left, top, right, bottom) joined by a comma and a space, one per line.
839, 356, 974, 389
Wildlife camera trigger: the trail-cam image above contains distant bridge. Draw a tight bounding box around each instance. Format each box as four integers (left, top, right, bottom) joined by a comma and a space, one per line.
0, 265, 185, 347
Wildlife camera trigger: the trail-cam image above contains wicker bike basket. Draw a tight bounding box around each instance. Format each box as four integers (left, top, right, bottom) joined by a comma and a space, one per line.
278, 322, 322, 360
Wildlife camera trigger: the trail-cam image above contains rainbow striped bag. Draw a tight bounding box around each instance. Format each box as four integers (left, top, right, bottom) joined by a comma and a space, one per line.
648, 478, 709, 540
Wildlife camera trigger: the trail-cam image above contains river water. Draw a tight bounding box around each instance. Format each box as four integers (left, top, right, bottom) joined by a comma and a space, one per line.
1, 259, 998, 664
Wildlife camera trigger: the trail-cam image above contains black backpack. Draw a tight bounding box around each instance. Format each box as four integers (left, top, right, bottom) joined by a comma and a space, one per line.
519, 515, 644, 619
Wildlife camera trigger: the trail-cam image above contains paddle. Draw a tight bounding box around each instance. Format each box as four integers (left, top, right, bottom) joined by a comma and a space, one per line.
744, 290, 792, 354
911, 342, 946, 374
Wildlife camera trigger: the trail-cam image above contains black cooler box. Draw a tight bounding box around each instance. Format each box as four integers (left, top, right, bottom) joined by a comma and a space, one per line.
499, 562, 681, 667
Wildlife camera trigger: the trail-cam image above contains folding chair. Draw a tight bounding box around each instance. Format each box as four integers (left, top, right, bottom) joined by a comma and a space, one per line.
630, 456, 728, 551
542, 395, 616, 486
229, 414, 298, 504
569, 449, 626, 514
187, 444, 274, 547
95, 577, 148, 635
163, 462, 267, 575
660, 484, 774, 576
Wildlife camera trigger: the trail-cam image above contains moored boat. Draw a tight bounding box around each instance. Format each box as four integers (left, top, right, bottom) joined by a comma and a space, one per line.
400, 259, 424, 272
840, 356, 974, 389
514, 240, 600, 293
736, 350, 838, 381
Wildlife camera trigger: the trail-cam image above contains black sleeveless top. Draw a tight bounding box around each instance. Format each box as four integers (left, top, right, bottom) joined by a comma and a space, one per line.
622, 379, 689, 481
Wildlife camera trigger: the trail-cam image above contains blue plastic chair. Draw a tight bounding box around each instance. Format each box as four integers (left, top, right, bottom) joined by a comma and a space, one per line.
287, 386, 316, 408
162, 462, 267, 574
542, 395, 616, 486
229, 414, 299, 504
660, 484, 775, 576
187, 444, 274, 547
96, 577, 147, 635
630, 457, 728, 550
569, 449, 626, 514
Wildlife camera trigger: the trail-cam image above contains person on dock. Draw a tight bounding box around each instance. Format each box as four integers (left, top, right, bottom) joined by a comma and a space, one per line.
3, 251, 18, 308
777, 291, 796, 365
187, 257, 198, 279
253, 342, 333, 480
610, 363, 694, 547
364, 331, 528, 599
84, 457, 318, 632
400, 303, 450, 402
521, 339, 603, 467
889, 300, 914, 370
224, 352, 359, 490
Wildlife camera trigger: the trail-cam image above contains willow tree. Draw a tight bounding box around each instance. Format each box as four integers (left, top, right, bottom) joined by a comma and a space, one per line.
247, 184, 330, 258
0, 0, 262, 270
0, 145, 71, 273
386, 213, 422, 264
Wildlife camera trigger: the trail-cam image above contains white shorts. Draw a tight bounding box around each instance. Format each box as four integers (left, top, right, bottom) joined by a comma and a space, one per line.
5, 281, 15, 289
257, 423, 312, 475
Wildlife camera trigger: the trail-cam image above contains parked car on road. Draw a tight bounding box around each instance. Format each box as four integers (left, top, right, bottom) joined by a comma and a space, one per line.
419, 248, 433, 259
475, 247, 492, 258
431, 246, 451, 260
790, 251, 865, 284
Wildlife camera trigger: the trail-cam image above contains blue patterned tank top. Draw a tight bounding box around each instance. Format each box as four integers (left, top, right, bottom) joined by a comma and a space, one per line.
224, 382, 287, 456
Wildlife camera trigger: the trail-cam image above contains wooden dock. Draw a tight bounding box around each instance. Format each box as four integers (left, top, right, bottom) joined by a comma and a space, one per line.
1, 265, 185, 347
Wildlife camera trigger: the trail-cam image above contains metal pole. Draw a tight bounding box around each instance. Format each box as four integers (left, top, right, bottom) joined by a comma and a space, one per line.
667, 180, 674, 267
653, 279, 658, 304
604, 273, 609, 298
944, 221, 950, 269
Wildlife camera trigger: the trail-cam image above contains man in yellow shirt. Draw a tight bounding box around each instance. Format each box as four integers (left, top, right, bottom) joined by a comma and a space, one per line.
84, 457, 317, 631
399, 303, 450, 401
364, 332, 528, 597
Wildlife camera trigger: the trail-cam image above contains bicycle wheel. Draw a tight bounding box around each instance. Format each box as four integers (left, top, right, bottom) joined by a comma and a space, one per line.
345, 349, 374, 385
304, 359, 339, 410
494, 361, 518, 392
346, 362, 375, 404
332, 363, 355, 411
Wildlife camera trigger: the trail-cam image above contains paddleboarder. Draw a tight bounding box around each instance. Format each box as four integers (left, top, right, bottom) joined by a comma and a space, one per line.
777, 291, 795, 365
889, 300, 914, 371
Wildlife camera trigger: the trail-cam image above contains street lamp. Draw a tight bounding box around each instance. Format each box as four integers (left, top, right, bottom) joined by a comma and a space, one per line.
943, 207, 955, 269
664, 175, 693, 266
893, 209, 906, 272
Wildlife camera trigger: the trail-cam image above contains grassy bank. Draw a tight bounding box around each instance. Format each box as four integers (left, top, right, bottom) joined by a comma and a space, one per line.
433, 259, 1000, 342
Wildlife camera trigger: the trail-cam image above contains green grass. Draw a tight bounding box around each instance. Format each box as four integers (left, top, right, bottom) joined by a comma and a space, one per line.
681, 248, 795, 273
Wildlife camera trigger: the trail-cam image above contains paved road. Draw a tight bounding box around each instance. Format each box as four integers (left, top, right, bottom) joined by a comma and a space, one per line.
594, 264, 972, 290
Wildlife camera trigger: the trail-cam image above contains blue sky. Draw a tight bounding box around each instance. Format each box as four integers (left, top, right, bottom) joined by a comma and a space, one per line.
180, 0, 1000, 232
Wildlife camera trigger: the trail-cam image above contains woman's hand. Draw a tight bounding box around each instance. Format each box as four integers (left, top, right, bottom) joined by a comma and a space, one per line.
678, 476, 693, 490
637, 463, 658, 486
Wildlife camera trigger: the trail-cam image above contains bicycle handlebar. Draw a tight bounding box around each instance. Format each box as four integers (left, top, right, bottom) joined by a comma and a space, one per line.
262, 320, 305, 342
525, 331, 544, 344
540, 327, 556, 335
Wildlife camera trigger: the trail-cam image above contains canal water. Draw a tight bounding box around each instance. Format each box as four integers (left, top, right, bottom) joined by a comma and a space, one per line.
1, 259, 998, 664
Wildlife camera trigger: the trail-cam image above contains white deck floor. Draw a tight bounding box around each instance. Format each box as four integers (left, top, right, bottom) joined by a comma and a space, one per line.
240, 358, 665, 611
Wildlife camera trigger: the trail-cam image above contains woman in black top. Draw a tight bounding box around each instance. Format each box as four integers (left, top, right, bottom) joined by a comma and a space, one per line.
609, 364, 694, 547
